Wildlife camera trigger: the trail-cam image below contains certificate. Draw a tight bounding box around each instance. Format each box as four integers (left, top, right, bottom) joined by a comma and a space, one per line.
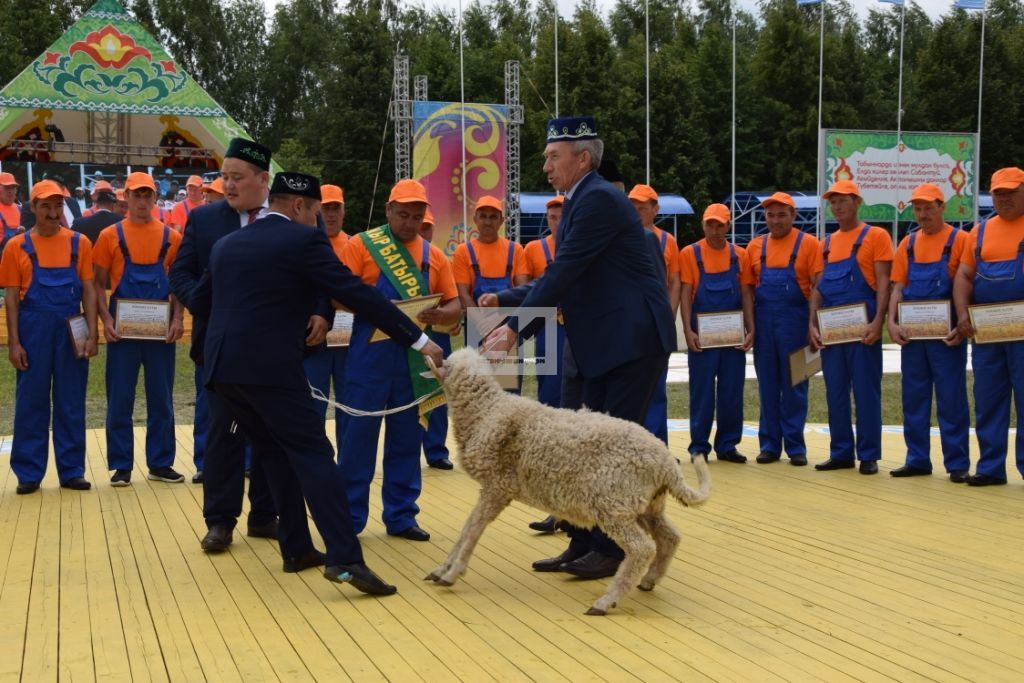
816, 303, 868, 345
696, 310, 745, 349
788, 345, 821, 387
968, 300, 1024, 344
898, 300, 951, 340
115, 299, 170, 340
370, 293, 443, 342
66, 314, 90, 357
326, 311, 354, 347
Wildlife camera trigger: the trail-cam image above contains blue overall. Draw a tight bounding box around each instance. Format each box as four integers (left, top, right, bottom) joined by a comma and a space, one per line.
643, 230, 671, 443
2, 212, 22, 252
105, 222, 176, 471
534, 237, 566, 407
970, 219, 1024, 481
754, 231, 810, 458
817, 225, 882, 463
687, 243, 745, 456
900, 229, 970, 473
339, 240, 431, 534
467, 239, 520, 393
11, 232, 89, 485
303, 323, 350, 458
422, 329, 452, 464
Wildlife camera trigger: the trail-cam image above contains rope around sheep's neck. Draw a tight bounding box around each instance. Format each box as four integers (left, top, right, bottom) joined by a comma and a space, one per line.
308, 383, 443, 417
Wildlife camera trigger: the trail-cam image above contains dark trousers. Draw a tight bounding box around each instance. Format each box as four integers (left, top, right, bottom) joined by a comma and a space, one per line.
202, 369, 276, 530
209, 381, 364, 566
564, 351, 670, 560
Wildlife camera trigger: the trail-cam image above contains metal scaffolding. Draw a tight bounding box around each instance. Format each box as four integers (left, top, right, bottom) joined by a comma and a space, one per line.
414, 75, 428, 102
504, 60, 524, 243
392, 55, 412, 181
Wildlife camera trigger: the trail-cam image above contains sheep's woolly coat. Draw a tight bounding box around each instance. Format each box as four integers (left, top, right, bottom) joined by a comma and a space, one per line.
427, 348, 711, 615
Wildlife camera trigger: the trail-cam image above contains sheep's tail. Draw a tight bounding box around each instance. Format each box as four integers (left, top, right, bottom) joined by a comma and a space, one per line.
668, 456, 711, 507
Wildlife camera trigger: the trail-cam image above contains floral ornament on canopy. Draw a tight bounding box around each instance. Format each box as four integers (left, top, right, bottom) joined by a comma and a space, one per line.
32, 24, 186, 102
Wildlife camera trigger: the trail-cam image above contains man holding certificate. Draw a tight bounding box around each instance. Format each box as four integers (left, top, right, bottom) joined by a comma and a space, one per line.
93, 172, 185, 486
679, 203, 754, 464
339, 179, 461, 542
1, 180, 98, 494
952, 166, 1024, 486
887, 184, 970, 481
742, 192, 822, 466
809, 180, 893, 475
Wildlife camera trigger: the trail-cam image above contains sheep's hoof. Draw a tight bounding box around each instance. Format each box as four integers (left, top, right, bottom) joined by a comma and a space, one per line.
436, 577, 454, 587
424, 572, 440, 581
585, 606, 607, 616
638, 582, 655, 592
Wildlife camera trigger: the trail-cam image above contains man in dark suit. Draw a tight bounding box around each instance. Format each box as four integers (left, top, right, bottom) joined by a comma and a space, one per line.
483, 116, 676, 580
168, 138, 279, 550
71, 188, 119, 243
193, 171, 443, 595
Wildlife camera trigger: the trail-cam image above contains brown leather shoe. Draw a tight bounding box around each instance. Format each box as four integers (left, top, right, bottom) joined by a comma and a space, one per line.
560, 551, 621, 580
201, 524, 233, 552
532, 545, 589, 572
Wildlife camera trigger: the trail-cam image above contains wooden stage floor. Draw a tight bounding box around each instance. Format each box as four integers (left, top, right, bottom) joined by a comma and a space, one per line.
1, 423, 1022, 682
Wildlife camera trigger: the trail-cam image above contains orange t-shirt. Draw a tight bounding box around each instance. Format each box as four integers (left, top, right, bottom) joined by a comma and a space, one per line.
646, 226, 681, 276
168, 199, 202, 233
341, 232, 457, 301
92, 219, 182, 293
1, 202, 23, 229
891, 224, 968, 285
524, 235, 557, 279
679, 239, 748, 298
960, 215, 1024, 269
820, 224, 894, 290
328, 231, 349, 261
451, 237, 529, 290
0, 228, 94, 300
741, 229, 823, 299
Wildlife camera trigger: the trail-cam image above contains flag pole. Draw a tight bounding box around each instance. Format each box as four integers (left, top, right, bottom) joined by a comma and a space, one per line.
731, 0, 737, 243
645, 0, 651, 184
554, 0, 559, 117
974, 6, 986, 227
816, 1, 825, 239
893, 0, 906, 242
459, 0, 468, 234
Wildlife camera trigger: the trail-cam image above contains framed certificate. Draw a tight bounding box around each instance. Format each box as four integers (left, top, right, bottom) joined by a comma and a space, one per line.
115, 299, 170, 340
788, 345, 822, 387
696, 310, 745, 349
370, 293, 443, 343
968, 300, 1024, 344
326, 311, 354, 347
816, 303, 868, 345
66, 314, 90, 357
898, 300, 951, 340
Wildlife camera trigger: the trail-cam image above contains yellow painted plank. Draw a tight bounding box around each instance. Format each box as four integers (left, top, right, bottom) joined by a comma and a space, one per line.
0, 493, 42, 679
57, 491, 97, 681
21, 490, 62, 682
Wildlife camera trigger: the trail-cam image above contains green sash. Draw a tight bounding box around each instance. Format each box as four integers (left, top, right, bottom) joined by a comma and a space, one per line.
360, 225, 445, 427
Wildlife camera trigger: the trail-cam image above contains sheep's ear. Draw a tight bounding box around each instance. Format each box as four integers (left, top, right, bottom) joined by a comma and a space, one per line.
425, 356, 446, 383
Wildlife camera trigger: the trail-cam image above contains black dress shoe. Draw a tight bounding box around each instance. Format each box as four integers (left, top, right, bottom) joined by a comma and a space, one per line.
16, 481, 40, 495
283, 549, 326, 573
789, 454, 808, 466
949, 470, 969, 483
427, 458, 454, 470
191, 470, 203, 484
859, 460, 879, 475
247, 519, 279, 539
60, 476, 92, 490
561, 551, 622, 580
325, 562, 398, 595
529, 515, 558, 533
201, 524, 233, 552
966, 473, 1007, 487
755, 451, 781, 464
890, 465, 931, 478
716, 450, 748, 463
532, 545, 589, 572
389, 525, 430, 541
815, 458, 855, 471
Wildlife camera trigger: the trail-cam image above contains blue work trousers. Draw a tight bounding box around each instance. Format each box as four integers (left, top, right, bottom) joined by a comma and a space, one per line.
687, 347, 745, 456
821, 341, 882, 462
972, 341, 1024, 480
105, 340, 176, 471
900, 341, 970, 473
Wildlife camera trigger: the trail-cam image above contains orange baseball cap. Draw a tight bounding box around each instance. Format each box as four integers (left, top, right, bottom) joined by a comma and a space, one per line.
423, 208, 435, 226
185, 175, 204, 188
822, 179, 861, 198
545, 195, 564, 209
909, 183, 944, 203
202, 178, 224, 194
388, 178, 430, 205
92, 180, 114, 193
702, 203, 731, 225
760, 191, 795, 209
0, 171, 19, 186
30, 179, 64, 201
124, 171, 156, 192
628, 184, 659, 203
990, 167, 1024, 191
115, 189, 125, 201
475, 195, 503, 214
321, 184, 345, 205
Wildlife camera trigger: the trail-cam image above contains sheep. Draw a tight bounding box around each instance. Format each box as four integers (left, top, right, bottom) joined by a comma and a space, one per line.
424, 347, 711, 616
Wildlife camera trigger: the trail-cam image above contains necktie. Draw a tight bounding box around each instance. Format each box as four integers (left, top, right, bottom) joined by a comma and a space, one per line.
247, 207, 261, 225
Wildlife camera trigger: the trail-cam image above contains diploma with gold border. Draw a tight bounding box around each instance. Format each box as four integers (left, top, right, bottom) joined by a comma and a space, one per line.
66, 314, 89, 357
968, 300, 1024, 344
370, 293, 443, 343
326, 311, 354, 347
817, 303, 868, 345
115, 299, 170, 340
696, 310, 745, 349
898, 300, 951, 340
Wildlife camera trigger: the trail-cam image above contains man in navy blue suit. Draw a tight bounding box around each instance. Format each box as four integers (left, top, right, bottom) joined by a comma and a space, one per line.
484, 116, 677, 580
193, 171, 443, 595
169, 138, 280, 551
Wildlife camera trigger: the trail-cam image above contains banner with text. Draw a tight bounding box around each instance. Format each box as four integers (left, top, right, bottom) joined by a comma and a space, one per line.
822, 130, 976, 222
412, 102, 508, 256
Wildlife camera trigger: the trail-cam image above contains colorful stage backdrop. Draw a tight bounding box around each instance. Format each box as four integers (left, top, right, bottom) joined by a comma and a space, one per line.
822, 130, 977, 222
412, 102, 508, 256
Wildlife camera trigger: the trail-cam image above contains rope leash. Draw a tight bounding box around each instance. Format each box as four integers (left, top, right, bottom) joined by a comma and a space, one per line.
309, 383, 443, 417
